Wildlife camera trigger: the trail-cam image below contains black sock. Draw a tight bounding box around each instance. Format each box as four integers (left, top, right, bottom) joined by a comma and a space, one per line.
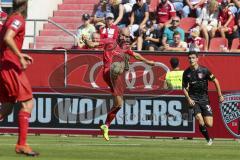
199, 125, 210, 141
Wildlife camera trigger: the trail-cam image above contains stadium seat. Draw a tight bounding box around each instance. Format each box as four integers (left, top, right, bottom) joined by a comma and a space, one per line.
208, 37, 228, 52
179, 17, 196, 33
230, 38, 240, 52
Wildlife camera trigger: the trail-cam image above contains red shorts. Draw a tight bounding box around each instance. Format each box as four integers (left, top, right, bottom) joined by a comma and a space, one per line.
103, 69, 125, 96
0, 61, 33, 103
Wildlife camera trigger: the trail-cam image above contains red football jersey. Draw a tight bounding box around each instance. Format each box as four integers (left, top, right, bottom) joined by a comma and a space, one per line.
156, 1, 176, 24
100, 39, 134, 71
0, 13, 25, 69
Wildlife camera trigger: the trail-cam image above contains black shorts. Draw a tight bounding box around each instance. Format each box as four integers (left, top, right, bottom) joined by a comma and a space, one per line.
192, 101, 213, 117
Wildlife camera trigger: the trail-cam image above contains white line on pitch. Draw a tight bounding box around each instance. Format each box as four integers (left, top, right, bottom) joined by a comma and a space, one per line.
0, 143, 141, 146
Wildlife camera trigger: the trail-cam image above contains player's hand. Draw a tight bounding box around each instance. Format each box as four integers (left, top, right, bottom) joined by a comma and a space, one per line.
147, 60, 155, 66
187, 98, 195, 106
19, 56, 29, 70
145, 37, 151, 41
219, 95, 224, 103
22, 54, 33, 64
19, 54, 33, 70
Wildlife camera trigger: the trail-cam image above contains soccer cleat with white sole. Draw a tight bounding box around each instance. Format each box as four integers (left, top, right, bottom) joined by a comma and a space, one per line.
100, 124, 110, 141
207, 138, 213, 146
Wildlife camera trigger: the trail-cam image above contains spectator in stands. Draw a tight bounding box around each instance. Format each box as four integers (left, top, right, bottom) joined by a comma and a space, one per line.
91, 33, 104, 50
161, 31, 188, 51
163, 57, 184, 90
76, 14, 96, 48
140, 20, 162, 51
109, 0, 133, 28
182, 0, 206, 18
187, 27, 205, 51
100, 12, 119, 39
170, 0, 184, 17
0, 0, 7, 27
218, 0, 235, 38
120, 0, 136, 13
128, 0, 149, 40
93, 0, 111, 24
95, 22, 106, 33
196, 0, 219, 50
156, 0, 176, 29
228, 0, 240, 16
162, 16, 185, 47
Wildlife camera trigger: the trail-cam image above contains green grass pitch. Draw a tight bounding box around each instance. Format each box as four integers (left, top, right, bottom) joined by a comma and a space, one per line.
0, 134, 239, 160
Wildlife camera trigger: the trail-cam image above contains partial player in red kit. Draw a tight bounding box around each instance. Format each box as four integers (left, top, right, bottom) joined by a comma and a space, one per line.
0, 0, 39, 156
84, 27, 155, 141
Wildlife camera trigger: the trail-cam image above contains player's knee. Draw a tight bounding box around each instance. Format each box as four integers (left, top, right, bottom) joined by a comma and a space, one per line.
116, 101, 123, 108
205, 122, 213, 128
21, 99, 34, 112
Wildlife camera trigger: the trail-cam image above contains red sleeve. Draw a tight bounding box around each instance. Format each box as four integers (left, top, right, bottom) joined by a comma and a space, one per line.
169, 2, 176, 17
7, 15, 24, 33
112, 26, 119, 40
170, 11, 176, 17
125, 49, 134, 56
238, 45, 240, 49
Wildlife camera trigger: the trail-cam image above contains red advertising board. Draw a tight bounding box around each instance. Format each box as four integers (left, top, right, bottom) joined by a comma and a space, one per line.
1, 50, 239, 139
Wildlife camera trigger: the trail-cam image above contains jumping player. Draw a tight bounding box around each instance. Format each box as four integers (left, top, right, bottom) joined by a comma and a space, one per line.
182, 51, 224, 145
84, 27, 155, 141
0, 0, 39, 156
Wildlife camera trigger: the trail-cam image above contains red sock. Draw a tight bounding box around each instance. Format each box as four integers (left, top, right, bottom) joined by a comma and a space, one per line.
105, 107, 121, 127
18, 111, 31, 146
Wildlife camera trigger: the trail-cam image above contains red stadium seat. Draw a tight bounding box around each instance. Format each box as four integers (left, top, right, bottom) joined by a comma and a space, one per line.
230, 38, 240, 52
179, 17, 196, 33
208, 37, 228, 52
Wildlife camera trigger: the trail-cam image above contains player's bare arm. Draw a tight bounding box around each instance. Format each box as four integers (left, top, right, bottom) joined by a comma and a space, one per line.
132, 52, 155, 66
183, 86, 195, 106
213, 78, 224, 103
4, 29, 31, 70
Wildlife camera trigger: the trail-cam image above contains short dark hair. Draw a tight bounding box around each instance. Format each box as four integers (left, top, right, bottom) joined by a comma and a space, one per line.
188, 51, 199, 57
170, 57, 179, 69
173, 31, 180, 37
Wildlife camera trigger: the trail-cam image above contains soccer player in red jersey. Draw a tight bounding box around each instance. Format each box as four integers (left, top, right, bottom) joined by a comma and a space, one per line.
84, 27, 155, 141
0, 0, 39, 156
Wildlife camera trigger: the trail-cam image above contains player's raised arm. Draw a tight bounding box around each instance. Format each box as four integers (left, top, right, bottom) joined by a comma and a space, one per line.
132, 52, 155, 66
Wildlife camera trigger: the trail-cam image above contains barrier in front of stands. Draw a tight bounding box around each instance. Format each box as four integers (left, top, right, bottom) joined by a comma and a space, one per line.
0, 50, 240, 139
